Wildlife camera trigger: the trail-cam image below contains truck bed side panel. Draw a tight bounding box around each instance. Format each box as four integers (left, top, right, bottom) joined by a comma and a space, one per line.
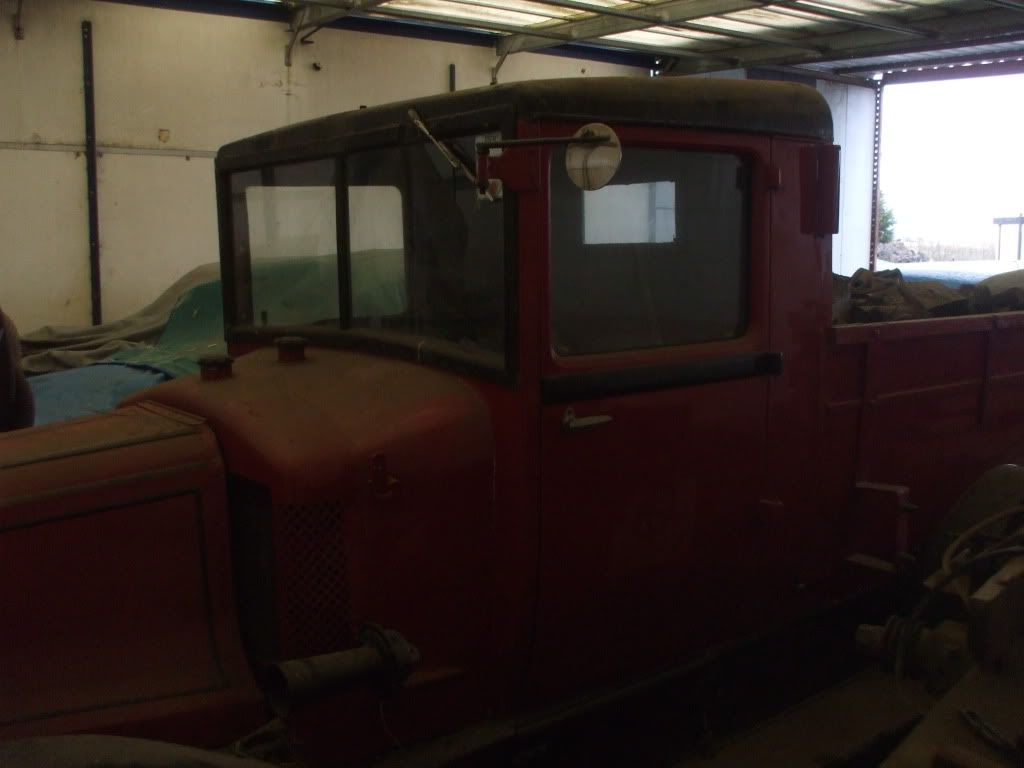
827, 316, 1024, 546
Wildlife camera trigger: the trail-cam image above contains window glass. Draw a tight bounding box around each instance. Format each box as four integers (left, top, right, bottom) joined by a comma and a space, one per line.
230, 160, 339, 327
227, 133, 507, 370
584, 182, 675, 244
348, 183, 407, 319
246, 186, 336, 261
550, 147, 749, 356
346, 137, 506, 359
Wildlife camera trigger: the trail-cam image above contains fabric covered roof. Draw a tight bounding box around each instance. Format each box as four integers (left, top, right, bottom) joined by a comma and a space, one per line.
218, 75, 831, 166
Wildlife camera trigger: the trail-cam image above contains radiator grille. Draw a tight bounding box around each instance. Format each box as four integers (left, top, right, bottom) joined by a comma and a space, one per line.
275, 502, 353, 659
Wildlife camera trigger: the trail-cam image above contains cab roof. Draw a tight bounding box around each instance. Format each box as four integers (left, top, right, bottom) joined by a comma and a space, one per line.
217, 76, 832, 169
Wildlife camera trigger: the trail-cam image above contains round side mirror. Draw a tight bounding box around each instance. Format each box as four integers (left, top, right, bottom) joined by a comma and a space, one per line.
565, 123, 621, 191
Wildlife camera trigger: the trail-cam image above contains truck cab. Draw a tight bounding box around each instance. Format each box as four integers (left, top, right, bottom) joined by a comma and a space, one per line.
4, 76, 1021, 767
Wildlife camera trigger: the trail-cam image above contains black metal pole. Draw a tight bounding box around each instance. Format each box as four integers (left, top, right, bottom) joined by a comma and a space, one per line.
448, 63, 456, 93
82, 21, 102, 325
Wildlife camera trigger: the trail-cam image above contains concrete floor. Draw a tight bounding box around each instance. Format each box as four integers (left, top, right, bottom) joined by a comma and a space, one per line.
672, 670, 929, 768
455, 599, 941, 768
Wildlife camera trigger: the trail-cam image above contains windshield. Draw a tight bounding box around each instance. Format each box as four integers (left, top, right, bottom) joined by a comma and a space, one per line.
228, 133, 508, 369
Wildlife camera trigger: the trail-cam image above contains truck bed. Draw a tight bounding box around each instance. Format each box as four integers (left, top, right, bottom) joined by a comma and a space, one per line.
824, 310, 1024, 546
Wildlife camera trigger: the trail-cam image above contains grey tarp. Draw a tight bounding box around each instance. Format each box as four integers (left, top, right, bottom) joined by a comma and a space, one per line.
20, 263, 220, 375
834, 268, 1024, 325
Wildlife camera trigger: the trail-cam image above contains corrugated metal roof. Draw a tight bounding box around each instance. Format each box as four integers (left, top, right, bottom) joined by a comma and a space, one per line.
280, 0, 1024, 80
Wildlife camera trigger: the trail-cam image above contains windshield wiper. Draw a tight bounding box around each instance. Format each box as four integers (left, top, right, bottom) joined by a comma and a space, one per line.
407, 109, 478, 186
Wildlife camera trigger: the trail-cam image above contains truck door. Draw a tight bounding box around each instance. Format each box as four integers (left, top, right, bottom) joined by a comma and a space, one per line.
527, 129, 776, 699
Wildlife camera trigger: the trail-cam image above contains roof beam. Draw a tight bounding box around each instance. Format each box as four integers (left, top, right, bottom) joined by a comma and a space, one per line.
301, 0, 575, 41
751, 63, 876, 85
298, 0, 732, 63
298, 0, 1019, 77
982, 0, 1024, 11
835, 43, 1024, 73
664, 21, 829, 52
327, 1, 736, 62
288, 0, 393, 64
774, 0, 937, 36
879, 57, 1024, 81
496, 0, 943, 56
496, 0, 769, 55
775, 0, 936, 37
298, 0, 394, 18
520, 0, 828, 52
668, 7, 1024, 73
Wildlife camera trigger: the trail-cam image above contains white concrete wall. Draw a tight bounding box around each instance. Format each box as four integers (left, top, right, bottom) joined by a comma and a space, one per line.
818, 80, 876, 275
0, 0, 642, 331
0, 0, 878, 329
0, 148, 90, 326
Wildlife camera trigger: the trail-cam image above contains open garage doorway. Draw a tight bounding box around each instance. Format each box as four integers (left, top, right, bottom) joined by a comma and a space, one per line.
877, 71, 1024, 284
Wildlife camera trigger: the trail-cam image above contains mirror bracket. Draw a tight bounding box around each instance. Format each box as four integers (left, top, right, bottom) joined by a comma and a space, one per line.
474, 128, 620, 195
476, 148, 540, 195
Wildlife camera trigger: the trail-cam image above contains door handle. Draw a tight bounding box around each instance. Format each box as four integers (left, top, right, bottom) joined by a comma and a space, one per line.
562, 407, 612, 432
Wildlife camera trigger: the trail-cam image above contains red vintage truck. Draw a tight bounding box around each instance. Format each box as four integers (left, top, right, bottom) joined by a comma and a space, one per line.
3, 76, 1024, 767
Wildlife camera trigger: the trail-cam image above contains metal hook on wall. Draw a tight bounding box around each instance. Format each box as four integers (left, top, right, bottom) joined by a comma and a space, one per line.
491, 51, 509, 85
14, 0, 25, 40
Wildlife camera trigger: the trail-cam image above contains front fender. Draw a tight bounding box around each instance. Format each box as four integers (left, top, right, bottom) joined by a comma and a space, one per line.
0, 735, 271, 768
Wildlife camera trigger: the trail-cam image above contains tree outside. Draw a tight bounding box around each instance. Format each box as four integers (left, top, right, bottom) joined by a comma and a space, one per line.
878, 192, 896, 244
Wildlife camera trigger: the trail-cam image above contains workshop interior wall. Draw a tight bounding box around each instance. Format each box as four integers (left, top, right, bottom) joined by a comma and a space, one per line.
0, 0, 643, 330
0, 0, 875, 331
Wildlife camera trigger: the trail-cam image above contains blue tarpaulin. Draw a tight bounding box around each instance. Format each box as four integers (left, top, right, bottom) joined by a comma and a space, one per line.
25, 256, 345, 425
30, 365, 172, 426
28, 272, 225, 425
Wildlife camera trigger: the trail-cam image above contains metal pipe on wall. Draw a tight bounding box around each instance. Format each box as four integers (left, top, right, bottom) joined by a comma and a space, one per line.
82, 20, 102, 325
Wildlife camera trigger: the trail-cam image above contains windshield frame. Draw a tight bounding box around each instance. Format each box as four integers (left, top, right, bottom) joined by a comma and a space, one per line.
217, 105, 518, 385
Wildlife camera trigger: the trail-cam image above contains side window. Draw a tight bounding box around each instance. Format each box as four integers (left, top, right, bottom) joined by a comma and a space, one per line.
550, 148, 750, 356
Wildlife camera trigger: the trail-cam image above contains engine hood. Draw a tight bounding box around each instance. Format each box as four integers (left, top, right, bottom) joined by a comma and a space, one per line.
122, 347, 494, 505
